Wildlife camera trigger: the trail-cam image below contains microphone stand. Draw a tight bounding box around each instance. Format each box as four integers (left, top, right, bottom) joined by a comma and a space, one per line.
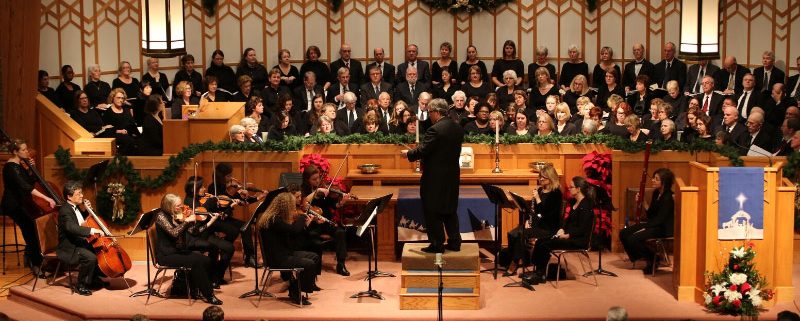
435, 253, 443, 321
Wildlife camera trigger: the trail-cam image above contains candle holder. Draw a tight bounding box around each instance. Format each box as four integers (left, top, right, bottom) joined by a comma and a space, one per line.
492, 143, 503, 173
414, 160, 421, 173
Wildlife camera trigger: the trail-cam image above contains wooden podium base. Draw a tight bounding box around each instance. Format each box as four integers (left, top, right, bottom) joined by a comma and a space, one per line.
399, 243, 480, 310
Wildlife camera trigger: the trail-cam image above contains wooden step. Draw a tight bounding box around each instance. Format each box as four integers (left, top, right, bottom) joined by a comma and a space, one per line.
399, 287, 480, 310
401, 243, 480, 271
401, 270, 480, 288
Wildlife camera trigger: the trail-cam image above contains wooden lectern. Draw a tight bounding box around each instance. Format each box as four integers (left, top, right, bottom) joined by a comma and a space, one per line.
162, 102, 245, 154
674, 161, 795, 305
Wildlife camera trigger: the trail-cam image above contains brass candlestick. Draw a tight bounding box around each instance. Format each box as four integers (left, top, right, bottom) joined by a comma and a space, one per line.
414, 160, 421, 173
492, 143, 502, 173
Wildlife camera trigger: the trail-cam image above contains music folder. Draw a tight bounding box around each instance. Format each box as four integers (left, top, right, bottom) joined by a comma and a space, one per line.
354, 193, 393, 237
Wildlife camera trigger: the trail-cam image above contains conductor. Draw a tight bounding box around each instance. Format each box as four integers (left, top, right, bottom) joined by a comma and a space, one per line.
401, 98, 465, 253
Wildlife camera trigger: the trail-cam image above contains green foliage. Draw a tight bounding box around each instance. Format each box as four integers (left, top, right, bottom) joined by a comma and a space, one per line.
703, 244, 773, 317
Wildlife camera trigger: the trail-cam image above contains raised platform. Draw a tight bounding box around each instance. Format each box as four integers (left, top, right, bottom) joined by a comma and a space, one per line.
400, 243, 481, 310
1, 251, 798, 320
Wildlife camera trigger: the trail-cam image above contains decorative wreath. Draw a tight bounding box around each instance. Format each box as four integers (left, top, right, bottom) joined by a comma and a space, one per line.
96, 182, 141, 226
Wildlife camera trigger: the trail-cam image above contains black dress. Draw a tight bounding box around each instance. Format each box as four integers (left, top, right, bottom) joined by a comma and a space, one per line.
274, 64, 301, 89
596, 85, 625, 111
619, 190, 674, 262
55, 82, 81, 111
85, 80, 111, 108
172, 70, 204, 98
141, 72, 170, 100
299, 61, 331, 87
462, 82, 493, 101
532, 197, 594, 272
458, 61, 489, 85
559, 62, 589, 89
237, 63, 269, 92
601, 121, 629, 138
591, 64, 621, 88
507, 188, 563, 265
112, 77, 141, 100
556, 122, 579, 136
39, 87, 60, 108
432, 60, 459, 84
70, 108, 108, 137
259, 216, 320, 293
527, 63, 557, 87
138, 115, 163, 156
563, 90, 596, 115
102, 107, 140, 155
491, 59, 525, 85
433, 83, 461, 104
205, 64, 237, 94
495, 86, 517, 109
1, 163, 43, 268
153, 211, 214, 299
529, 85, 560, 110
462, 120, 492, 135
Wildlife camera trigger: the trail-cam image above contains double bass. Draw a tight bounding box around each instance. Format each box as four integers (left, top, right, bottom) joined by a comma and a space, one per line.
82, 200, 132, 278
0, 127, 63, 217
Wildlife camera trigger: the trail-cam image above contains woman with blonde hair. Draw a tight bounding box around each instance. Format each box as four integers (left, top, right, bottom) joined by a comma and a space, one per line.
554, 102, 578, 136
240, 117, 262, 143
529, 67, 560, 110
171, 80, 200, 119
504, 164, 563, 277
257, 192, 320, 305
563, 74, 594, 115
103, 88, 140, 155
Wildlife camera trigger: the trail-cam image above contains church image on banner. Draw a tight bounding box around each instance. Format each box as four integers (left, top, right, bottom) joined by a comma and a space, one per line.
717, 168, 765, 240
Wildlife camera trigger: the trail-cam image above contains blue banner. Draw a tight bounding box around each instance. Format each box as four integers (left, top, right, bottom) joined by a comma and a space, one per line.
396, 187, 496, 241
718, 167, 764, 240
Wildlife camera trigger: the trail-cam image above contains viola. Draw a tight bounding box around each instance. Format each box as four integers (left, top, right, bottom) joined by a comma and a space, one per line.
82, 200, 132, 279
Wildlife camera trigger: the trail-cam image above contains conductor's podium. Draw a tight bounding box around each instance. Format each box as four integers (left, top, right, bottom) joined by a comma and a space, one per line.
399, 243, 480, 310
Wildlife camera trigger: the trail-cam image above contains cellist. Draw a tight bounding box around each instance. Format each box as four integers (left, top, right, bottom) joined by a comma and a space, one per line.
56, 181, 106, 296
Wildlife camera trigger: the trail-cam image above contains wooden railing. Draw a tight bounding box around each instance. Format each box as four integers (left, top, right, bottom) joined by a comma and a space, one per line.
35, 93, 115, 156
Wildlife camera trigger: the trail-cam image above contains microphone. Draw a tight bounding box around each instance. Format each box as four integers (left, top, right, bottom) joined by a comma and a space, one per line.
434, 253, 444, 269
727, 134, 774, 167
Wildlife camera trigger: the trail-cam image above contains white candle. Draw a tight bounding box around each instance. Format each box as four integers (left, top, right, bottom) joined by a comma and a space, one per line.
495, 120, 499, 144
415, 119, 420, 143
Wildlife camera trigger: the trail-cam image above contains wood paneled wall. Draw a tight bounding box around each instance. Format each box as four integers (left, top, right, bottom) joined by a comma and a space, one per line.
37, 0, 800, 89
2, 0, 39, 144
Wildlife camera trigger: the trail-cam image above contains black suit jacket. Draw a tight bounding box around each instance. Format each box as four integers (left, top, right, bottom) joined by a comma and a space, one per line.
325, 82, 361, 105
365, 62, 396, 86
717, 122, 749, 152
747, 129, 776, 154
330, 59, 364, 85
336, 107, 365, 129
292, 84, 324, 112
695, 92, 726, 117
714, 65, 748, 92
406, 118, 464, 214
57, 203, 93, 262
752, 66, 785, 92
787, 74, 800, 99
653, 59, 687, 90
622, 60, 655, 89
359, 81, 393, 107
685, 63, 721, 94
733, 90, 760, 120
394, 81, 430, 108
396, 60, 431, 85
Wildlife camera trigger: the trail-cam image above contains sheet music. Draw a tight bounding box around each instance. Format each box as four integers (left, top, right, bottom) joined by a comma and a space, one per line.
356, 207, 379, 237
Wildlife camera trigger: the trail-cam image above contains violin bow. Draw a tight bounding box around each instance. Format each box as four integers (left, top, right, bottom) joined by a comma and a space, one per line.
192, 162, 198, 218
325, 149, 350, 192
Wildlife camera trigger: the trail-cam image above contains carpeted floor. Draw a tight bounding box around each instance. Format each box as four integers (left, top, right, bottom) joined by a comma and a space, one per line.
0, 250, 798, 321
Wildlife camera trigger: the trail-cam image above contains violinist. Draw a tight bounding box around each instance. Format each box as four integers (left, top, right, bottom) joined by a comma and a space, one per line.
300, 164, 352, 276
619, 168, 675, 275
184, 176, 233, 289
1, 139, 56, 278
206, 163, 261, 268
154, 194, 222, 305
56, 181, 107, 295
504, 165, 563, 277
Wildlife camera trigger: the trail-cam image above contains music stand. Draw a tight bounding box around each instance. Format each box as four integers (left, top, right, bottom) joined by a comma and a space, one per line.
350, 193, 392, 300
84, 160, 109, 192
480, 184, 514, 280
505, 192, 535, 291
129, 208, 161, 298
239, 187, 286, 299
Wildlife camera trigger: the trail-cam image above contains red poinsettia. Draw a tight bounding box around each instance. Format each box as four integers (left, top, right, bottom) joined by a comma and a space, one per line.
732, 299, 741, 309
740, 282, 752, 294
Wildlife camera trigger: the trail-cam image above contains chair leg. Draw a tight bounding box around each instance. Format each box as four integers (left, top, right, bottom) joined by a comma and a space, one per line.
146, 269, 163, 305
67, 269, 74, 294
295, 269, 303, 308
184, 269, 193, 305
13, 223, 20, 266
584, 252, 598, 287
555, 255, 563, 288
50, 261, 61, 286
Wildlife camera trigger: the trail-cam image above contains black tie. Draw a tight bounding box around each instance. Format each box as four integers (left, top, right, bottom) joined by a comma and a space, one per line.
410, 84, 415, 98
763, 71, 770, 92
348, 110, 354, 127
374, 85, 379, 96
739, 91, 749, 117
662, 62, 670, 87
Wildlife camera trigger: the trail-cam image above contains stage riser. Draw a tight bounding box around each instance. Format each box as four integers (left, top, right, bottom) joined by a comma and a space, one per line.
401, 273, 480, 288
399, 293, 480, 310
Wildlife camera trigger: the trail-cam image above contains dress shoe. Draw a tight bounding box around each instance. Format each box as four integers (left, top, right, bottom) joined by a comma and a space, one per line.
420, 245, 445, 253
522, 272, 545, 285
244, 256, 262, 268
74, 285, 92, 296
502, 270, 517, 277
336, 262, 350, 276
289, 293, 311, 305
204, 294, 223, 305
444, 244, 461, 252
311, 284, 322, 291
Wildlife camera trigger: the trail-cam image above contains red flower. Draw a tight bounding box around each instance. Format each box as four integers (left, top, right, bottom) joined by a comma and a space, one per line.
729, 284, 738, 292
740, 282, 751, 294
712, 295, 722, 306
748, 242, 755, 249
733, 264, 740, 271
764, 289, 775, 300
731, 299, 741, 309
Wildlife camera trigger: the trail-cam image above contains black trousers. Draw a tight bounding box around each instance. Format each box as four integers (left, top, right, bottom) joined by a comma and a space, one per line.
65, 246, 99, 287
531, 238, 585, 272
274, 251, 319, 293
506, 226, 552, 265
5, 208, 42, 267
188, 235, 234, 282
211, 217, 255, 257
158, 252, 213, 298
305, 223, 347, 266
424, 210, 461, 248
619, 223, 661, 263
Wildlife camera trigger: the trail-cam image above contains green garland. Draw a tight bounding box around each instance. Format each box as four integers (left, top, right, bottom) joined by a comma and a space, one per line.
55, 133, 796, 225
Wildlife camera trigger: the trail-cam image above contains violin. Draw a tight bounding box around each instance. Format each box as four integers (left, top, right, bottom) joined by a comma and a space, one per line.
175, 205, 217, 223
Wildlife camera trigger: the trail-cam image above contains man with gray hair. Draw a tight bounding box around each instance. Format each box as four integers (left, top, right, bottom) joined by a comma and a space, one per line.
335, 91, 363, 131
753, 50, 785, 93
622, 43, 655, 92
401, 98, 464, 253
57, 180, 107, 296
394, 66, 430, 108
606, 306, 628, 321
744, 111, 776, 154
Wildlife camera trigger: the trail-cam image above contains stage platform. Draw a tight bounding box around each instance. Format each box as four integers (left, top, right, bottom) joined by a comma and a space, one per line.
1, 250, 798, 321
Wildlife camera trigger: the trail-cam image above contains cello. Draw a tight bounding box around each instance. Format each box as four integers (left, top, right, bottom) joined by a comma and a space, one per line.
82, 200, 133, 278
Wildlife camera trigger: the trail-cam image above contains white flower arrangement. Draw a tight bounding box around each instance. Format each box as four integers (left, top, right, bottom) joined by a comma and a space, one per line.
729, 273, 748, 285
730, 247, 746, 258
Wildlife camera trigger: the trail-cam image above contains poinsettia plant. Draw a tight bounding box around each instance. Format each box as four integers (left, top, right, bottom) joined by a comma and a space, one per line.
564, 151, 613, 246
703, 242, 774, 317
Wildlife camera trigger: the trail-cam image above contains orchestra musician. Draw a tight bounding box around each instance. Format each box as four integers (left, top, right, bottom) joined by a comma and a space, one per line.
257, 191, 321, 305
1, 139, 56, 278
56, 181, 107, 295
300, 164, 353, 276
619, 168, 675, 275
525, 176, 596, 285
206, 163, 264, 268
504, 165, 563, 277
184, 176, 233, 289
154, 193, 222, 305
